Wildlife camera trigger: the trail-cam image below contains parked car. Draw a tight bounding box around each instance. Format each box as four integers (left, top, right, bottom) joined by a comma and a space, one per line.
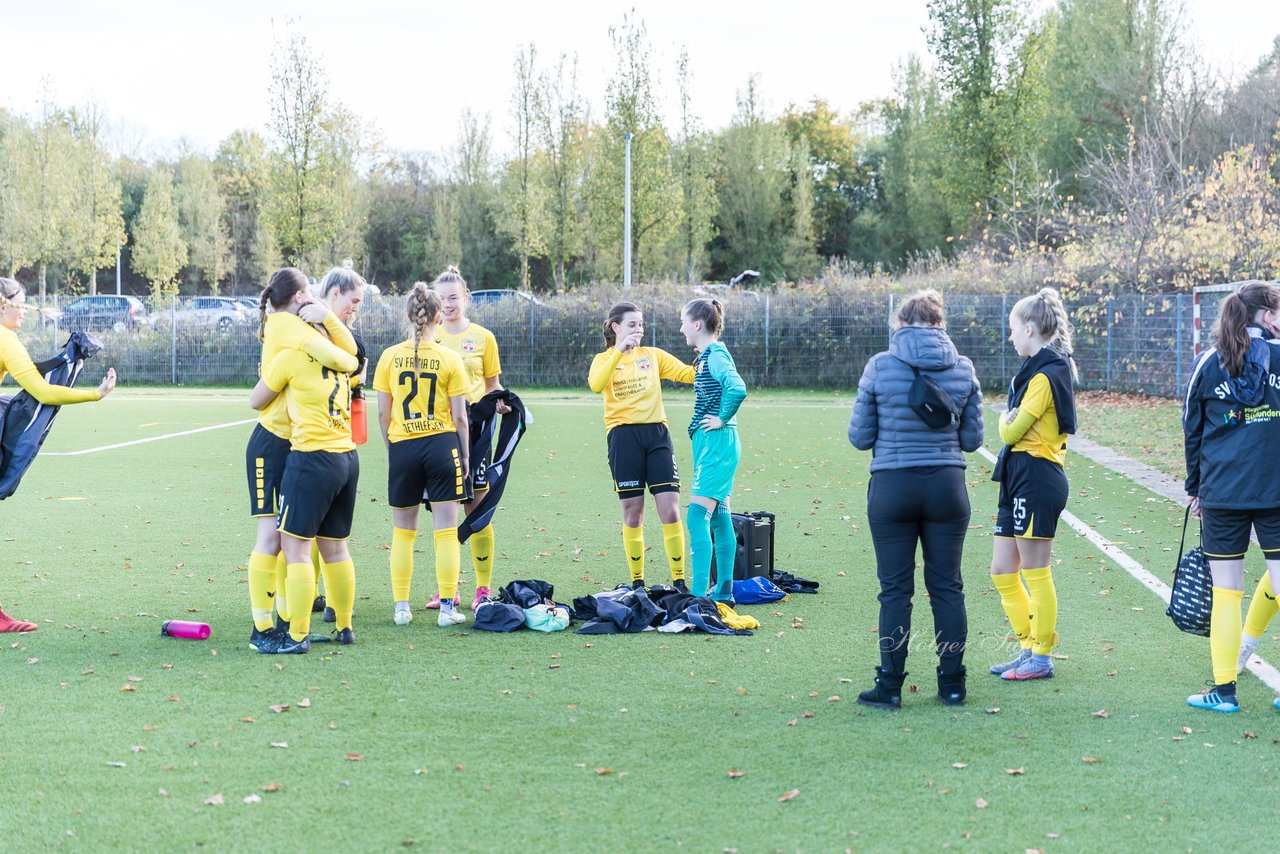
470, 289, 544, 306
155, 296, 252, 332
56, 295, 151, 332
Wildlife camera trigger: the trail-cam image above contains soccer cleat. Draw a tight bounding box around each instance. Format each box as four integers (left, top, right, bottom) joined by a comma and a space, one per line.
989, 648, 1032, 675
425, 593, 460, 610
0, 607, 38, 633
249, 625, 281, 651
323, 606, 336, 623
672, 579, 689, 594
1187, 683, 1239, 713
1273, 696, 1280, 711
1000, 657, 1054, 681
312, 595, 326, 613
1238, 638, 1259, 675
394, 604, 413, 626
471, 586, 491, 611
437, 608, 466, 627
631, 578, 646, 591
257, 634, 311, 655
334, 628, 355, 645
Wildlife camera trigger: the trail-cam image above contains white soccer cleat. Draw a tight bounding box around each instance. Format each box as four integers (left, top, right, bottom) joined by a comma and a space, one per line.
394, 603, 413, 626
1238, 638, 1259, 674
437, 608, 466, 627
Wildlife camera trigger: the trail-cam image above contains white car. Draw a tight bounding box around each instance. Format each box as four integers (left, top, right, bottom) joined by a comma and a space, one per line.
156, 296, 251, 332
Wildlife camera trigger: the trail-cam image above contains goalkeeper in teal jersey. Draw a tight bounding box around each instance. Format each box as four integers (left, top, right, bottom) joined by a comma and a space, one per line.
679, 298, 748, 602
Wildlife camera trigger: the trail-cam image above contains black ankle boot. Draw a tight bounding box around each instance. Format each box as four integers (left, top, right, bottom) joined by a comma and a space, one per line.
857, 666, 906, 710
937, 666, 967, 706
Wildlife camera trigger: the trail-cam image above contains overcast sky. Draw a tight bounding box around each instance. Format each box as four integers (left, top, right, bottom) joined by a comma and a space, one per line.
3, 0, 1277, 158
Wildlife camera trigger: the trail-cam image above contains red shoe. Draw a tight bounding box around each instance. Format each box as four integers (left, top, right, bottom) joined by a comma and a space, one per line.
0, 607, 38, 632
424, 593, 460, 610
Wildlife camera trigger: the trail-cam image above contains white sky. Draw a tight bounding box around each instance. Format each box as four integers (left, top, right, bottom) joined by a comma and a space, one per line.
2, 0, 1277, 159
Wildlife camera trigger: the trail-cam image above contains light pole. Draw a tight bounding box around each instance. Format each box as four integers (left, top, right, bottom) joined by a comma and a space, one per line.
115, 241, 122, 295
623, 132, 633, 288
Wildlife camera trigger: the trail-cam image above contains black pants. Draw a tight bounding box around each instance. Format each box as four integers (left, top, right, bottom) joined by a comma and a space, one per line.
866, 466, 970, 674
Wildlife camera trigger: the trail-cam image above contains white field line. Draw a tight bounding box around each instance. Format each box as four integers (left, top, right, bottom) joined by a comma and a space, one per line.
42, 418, 258, 456
976, 446, 1280, 693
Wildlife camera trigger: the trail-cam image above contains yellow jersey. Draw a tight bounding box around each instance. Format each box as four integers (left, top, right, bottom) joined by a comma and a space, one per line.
0, 326, 100, 404
258, 311, 358, 439
262, 344, 359, 453
373, 339, 469, 443
587, 346, 695, 433
1000, 373, 1068, 465
435, 322, 501, 404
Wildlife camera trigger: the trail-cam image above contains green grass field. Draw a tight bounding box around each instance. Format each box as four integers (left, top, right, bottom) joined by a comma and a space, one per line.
2, 389, 1276, 852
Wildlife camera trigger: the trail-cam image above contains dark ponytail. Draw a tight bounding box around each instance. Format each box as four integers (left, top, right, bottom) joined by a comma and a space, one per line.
1214, 281, 1280, 377
258, 267, 310, 341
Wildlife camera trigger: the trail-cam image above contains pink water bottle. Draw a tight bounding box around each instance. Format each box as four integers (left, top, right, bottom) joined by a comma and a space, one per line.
161, 620, 211, 640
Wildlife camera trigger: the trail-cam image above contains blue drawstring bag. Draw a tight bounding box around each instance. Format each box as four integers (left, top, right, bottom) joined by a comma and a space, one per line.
731, 576, 787, 604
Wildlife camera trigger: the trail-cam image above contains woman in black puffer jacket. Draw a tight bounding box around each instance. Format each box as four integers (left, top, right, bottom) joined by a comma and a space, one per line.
848, 289, 984, 709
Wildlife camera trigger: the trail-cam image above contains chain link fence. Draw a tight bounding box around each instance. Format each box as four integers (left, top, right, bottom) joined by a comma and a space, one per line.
17, 291, 1204, 398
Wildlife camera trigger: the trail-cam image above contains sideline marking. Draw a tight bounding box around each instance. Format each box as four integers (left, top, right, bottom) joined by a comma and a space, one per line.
977, 446, 1280, 693
42, 419, 257, 456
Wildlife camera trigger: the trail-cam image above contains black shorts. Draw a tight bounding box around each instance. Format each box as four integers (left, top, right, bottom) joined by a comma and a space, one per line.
994, 452, 1068, 540
606, 422, 680, 500
246, 424, 291, 517
388, 433, 471, 508
1201, 507, 1280, 559
277, 450, 360, 540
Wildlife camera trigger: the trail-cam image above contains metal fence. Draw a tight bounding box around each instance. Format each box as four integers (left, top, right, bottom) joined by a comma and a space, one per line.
18, 291, 1210, 398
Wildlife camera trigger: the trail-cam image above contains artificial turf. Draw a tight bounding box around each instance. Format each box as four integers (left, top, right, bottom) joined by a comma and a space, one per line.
1, 389, 1274, 852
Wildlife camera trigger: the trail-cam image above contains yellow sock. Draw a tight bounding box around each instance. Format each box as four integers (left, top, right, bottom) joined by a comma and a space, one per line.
248, 552, 277, 631
471, 524, 495, 589
321, 558, 356, 631
274, 551, 290, 621
623, 525, 645, 583
662, 521, 686, 582
1244, 572, 1279, 638
391, 528, 417, 602
1022, 567, 1058, 655
992, 572, 1032, 649
285, 561, 316, 641
434, 529, 461, 601
1210, 587, 1244, 685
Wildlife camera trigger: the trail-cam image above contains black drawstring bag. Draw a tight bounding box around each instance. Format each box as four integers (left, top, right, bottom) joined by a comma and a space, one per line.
1167, 505, 1212, 637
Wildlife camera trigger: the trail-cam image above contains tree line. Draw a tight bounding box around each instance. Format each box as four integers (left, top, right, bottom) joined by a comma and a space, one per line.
1, 1, 1278, 301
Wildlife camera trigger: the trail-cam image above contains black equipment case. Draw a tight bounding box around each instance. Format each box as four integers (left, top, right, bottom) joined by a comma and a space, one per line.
709, 510, 775, 585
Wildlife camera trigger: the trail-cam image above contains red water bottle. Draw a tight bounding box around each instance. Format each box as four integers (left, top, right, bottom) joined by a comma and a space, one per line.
351, 386, 367, 445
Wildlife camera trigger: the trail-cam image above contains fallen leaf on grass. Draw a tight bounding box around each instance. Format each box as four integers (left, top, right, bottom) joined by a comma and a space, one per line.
1082, 756, 1102, 764
81, 668, 94, 676
270, 742, 288, 749
985, 707, 1001, 714
168, 695, 180, 702
952, 763, 968, 770
908, 684, 919, 694
240, 717, 256, 724
1181, 726, 1193, 734
106, 761, 126, 768
130, 746, 145, 753
727, 769, 745, 778
1244, 731, 1258, 739
1005, 767, 1025, 775
297, 698, 311, 708
344, 753, 364, 761
777, 789, 799, 802
204, 794, 224, 806
243, 794, 262, 804
262, 783, 282, 793
802, 711, 815, 719
975, 798, 989, 809
827, 696, 841, 703
837, 677, 852, 684
595, 768, 612, 775
127, 675, 142, 683
269, 704, 290, 714
785, 719, 797, 727
1093, 709, 1109, 719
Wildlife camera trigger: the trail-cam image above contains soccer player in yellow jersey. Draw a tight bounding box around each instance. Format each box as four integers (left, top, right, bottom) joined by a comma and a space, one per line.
249, 275, 361, 654
588, 301, 695, 590
429, 265, 510, 611
0, 277, 116, 633
373, 283, 471, 627
244, 268, 359, 651
989, 288, 1078, 682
